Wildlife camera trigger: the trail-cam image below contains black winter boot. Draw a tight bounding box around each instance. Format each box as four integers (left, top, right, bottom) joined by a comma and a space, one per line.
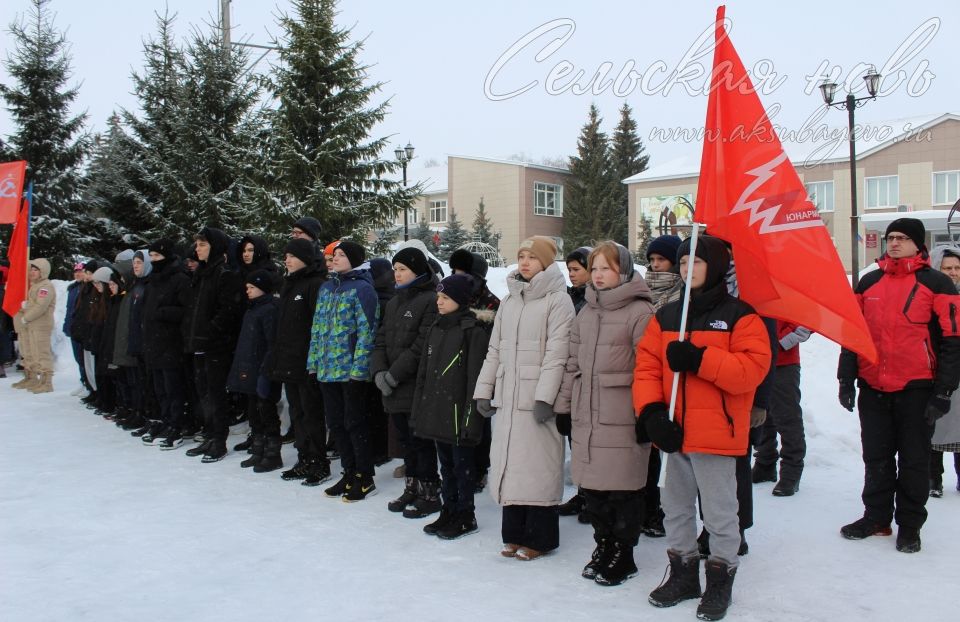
300, 457, 332, 483
253, 436, 284, 473
388, 477, 418, 513
437, 509, 479, 540
185, 438, 213, 457
402, 480, 441, 518
895, 526, 921, 553
594, 541, 638, 586
582, 538, 609, 580
557, 492, 586, 516
281, 456, 311, 481
234, 434, 254, 452
324, 472, 354, 497
750, 461, 777, 483
423, 507, 454, 536
201, 439, 227, 463
241, 435, 266, 468
696, 560, 737, 620
648, 550, 702, 608
342, 472, 377, 502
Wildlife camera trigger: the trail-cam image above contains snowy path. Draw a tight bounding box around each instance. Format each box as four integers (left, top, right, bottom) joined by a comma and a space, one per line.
2, 332, 958, 622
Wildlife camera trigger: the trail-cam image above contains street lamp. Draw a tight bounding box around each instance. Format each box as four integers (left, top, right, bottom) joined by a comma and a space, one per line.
819, 65, 881, 289
395, 141, 415, 241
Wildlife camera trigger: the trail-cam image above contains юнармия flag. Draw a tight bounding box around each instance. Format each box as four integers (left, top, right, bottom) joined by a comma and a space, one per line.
693, 5, 877, 363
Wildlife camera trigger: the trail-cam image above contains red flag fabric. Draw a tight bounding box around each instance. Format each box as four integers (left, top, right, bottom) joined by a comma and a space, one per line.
0, 160, 27, 224
2, 199, 29, 318
693, 5, 877, 363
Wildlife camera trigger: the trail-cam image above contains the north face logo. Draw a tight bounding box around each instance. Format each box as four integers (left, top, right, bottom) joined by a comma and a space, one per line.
709, 320, 728, 330
403, 311, 413, 318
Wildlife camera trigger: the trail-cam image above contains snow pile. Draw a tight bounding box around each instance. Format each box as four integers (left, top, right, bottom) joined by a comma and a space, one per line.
1, 281, 958, 622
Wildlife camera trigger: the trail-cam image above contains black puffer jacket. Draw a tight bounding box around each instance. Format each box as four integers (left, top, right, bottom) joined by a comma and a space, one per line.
227, 294, 279, 395
370, 273, 439, 413
265, 263, 326, 383
411, 308, 491, 446
181, 228, 245, 354
236, 235, 278, 279
142, 258, 190, 370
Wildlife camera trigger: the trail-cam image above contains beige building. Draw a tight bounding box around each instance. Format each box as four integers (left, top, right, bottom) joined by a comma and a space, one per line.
624, 113, 960, 272
397, 155, 571, 260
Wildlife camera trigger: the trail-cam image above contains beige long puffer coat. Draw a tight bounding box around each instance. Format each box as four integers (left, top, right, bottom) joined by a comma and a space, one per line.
556, 272, 655, 491
474, 262, 575, 506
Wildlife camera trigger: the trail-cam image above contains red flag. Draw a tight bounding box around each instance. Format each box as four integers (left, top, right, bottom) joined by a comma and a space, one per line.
2, 198, 30, 318
693, 6, 877, 363
0, 160, 27, 223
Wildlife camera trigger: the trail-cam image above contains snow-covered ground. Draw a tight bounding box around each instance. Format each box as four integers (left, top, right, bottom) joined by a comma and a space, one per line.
2, 276, 958, 622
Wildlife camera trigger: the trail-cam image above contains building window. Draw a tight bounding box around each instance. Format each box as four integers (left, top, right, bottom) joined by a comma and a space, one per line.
804, 180, 834, 213
865, 175, 899, 209
934, 171, 960, 206
429, 199, 447, 224
399, 208, 417, 225
534, 182, 563, 217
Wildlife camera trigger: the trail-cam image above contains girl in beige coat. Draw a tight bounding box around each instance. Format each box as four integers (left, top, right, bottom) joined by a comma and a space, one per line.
474, 236, 575, 560
13, 258, 57, 393
556, 242, 655, 586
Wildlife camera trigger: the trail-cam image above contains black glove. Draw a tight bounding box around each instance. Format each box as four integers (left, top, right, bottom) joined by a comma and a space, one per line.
925, 393, 952, 425
533, 400, 554, 424
666, 340, 706, 373
555, 412, 571, 437
640, 402, 683, 453
374, 371, 395, 396
635, 414, 651, 444
476, 398, 495, 418
838, 381, 856, 412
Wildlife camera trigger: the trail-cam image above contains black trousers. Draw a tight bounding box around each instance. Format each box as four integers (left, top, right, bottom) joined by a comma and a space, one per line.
501, 505, 559, 552
858, 385, 933, 529
320, 380, 373, 476
582, 488, 644, 546
474, 417, 493, 482
930, 450, 960, 485
368, 386, 389, 463
285, 379, 327, 462
152, 367, 185, 428
193, 352, 232, 441
246, 393, 281, 437
644, 449, 662, 517
755, 364, 806, 483
391, 412, 438, 481
437, 442, 476, 513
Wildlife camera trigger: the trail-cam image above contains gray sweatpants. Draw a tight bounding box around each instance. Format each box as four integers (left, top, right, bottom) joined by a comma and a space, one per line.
663, 452, 740, 568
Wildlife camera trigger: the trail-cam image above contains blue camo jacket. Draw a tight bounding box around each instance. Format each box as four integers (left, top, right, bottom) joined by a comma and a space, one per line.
307, 267, 379, 382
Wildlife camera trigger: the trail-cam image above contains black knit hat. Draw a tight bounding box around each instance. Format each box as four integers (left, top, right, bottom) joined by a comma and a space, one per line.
335, 240, 365, 269
565, 246, 592, 269
392, 247, 430, 276
886, 218, 926, 250
449, 249, 474, 274
437, 274, 474, 308
293, 216, 322, 241
283, 239, 315, 266
246, 269, 278, 295
148, 238, 176, 259
646, 235, 682, 263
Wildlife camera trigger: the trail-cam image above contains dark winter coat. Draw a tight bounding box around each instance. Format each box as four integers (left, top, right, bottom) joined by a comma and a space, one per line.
227, 294, 280, 396
412, 308, 491, 446
371, 273, 439, 413
141, 258, 191, 370
126, 275, 150, 358
181, 252, 245, 355
96, 293, 123, 375
112, 288, 138, 368
838, 252, 960, 394
69, 283, 98, 347
265, 263, 326, 383
568, 285, 588, 314
236, 235, 278, 279
62, 280, 83, 337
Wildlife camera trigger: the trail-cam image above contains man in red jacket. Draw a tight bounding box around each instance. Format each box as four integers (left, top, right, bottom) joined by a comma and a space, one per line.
837, 217, 960, 553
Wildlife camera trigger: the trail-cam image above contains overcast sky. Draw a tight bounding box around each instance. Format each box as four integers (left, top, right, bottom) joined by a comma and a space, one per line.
1, 0, 958, 173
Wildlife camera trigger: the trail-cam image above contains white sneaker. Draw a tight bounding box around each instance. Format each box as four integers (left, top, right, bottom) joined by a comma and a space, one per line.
70, 386, 89, 398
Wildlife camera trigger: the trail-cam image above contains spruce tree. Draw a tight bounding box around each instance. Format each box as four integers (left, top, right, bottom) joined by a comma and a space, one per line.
265, 0, 417, 243
610, 103, 649, 245
635, 211, 654, 262
562, 104, 620, 249
439, 206, 469, 260
0, 0, 94, 273
411, 216, 439, 254
472, 196, 501, 248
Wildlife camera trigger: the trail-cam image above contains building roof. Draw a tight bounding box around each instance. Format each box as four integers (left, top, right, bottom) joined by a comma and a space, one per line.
623, 112, 960, 185
405, 160, 448, 195
448, 154, 569, 174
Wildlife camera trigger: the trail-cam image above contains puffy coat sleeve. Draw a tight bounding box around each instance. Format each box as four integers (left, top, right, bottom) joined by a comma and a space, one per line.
931, 277, 960, 394
633, 316, 666, 413
554, 309, 582, 415
465, 323, 491, 412
697, 313, 772, 396
370, 301, 391, 377
208, 270, 245, 342
473, 304, 503, 400
535, 292, 576, 406
22, 282, 55, 323
349, 284, 380, 380
390, 298, 438, 384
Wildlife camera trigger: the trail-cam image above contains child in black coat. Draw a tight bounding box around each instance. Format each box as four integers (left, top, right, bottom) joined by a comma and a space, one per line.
412, 274, 491, 539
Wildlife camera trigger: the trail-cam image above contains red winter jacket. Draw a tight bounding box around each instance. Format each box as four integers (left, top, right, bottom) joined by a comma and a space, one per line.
838, 253, 960, 393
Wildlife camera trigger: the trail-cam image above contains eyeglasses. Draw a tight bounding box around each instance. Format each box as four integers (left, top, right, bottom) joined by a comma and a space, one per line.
885, 234, 912, 243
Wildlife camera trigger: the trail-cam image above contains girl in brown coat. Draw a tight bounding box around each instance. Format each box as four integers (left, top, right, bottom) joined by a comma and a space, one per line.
556, 242, 655, 586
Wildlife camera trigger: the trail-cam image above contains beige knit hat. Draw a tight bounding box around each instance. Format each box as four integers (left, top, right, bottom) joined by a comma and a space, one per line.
518, 235, 557, 268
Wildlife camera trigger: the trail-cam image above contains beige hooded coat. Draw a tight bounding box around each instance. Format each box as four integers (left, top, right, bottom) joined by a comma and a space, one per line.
474, 262, 575, 506
15, 258, 56, 372
555, 272, 655, 491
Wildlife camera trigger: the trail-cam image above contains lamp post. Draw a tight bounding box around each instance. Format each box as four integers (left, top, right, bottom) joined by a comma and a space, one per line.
395, 141, 415, 241
819, 65, 881, 289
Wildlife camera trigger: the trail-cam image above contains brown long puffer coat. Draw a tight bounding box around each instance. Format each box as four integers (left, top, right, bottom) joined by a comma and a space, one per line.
474, 262, 575, 506
556, 272, 655, 491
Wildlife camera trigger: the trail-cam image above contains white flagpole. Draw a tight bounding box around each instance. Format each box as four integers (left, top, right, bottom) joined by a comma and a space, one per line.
659, 222, 700, 489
